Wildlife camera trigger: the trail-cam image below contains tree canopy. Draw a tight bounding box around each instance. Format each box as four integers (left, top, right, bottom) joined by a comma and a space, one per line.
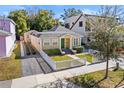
88, 6, 124, 79
8, 9, 61, 36
8, 10, 29, 36
61, 8, 82, 20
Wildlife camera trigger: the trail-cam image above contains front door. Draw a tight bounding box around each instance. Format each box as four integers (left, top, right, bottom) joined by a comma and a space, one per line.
65, 38, 70, 49
61, 38, 64, 48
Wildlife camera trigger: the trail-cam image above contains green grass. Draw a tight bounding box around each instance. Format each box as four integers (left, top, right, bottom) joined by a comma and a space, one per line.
0, 41, 22, 80
51, 55, 83, 70
44, 49, 61, 56
51, 55, 73, 62
68, 68, 124, 88
56, 60, 83, 70
76, 54, 94, 63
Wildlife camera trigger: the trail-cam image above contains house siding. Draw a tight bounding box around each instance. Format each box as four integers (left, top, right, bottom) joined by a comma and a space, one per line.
0, 19, 10, 32
0, 18, 16, 57
30, 35, 41, 51
42, 37, 59, 50
0, 36, 6, 57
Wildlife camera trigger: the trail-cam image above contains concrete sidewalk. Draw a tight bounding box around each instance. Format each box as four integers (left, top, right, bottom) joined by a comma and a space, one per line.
0, 60, 116, 88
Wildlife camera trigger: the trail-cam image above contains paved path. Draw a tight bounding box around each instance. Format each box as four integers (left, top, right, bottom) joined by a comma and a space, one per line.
20, 42, 52, 76
21, 58, 44, 77
0, 60, 117, 88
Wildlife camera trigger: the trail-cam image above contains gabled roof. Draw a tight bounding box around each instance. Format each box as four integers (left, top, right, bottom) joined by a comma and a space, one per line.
29, 27, 82, 38
51, 25, 71, 32
0, 29, 12, 36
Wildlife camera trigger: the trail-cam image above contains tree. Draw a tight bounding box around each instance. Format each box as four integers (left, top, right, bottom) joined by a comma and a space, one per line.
61, 8, 82, 20
88, 6, 124, 79
8, 10, 29, 36
29, 10, 61, 31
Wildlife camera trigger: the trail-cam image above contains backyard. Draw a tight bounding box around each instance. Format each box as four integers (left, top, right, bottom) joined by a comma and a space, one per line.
0, 41, 22, 80
67, 68, 124, 88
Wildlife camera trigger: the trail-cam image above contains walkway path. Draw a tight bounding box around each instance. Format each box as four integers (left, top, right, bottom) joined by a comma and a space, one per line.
0, 60, 116, 88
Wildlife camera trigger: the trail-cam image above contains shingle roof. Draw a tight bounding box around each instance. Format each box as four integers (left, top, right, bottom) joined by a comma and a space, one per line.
51, 25, 72, 32
0, 29, 12, 36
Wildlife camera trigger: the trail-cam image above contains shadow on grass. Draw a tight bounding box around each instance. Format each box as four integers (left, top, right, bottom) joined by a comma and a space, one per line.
114, 79, 124, 88
92, 77, 106, 87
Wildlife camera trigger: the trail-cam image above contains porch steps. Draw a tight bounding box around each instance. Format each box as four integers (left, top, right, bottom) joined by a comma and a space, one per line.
61, 49, 74, 54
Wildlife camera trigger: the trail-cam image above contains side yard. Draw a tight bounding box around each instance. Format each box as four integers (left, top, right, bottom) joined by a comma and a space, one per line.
0, 41, 22, 81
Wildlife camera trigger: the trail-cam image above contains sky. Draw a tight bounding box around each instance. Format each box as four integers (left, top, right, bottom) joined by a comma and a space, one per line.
0, 5, 100, 18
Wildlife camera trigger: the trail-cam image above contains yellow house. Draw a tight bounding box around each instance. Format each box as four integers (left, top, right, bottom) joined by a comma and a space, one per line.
24, 26, 83, 52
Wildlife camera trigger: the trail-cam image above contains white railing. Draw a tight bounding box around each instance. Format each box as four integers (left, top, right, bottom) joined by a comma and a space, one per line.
39, 50, 56, 71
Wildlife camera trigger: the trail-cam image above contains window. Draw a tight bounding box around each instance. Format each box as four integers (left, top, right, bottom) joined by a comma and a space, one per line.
79, 21, 83, 27
65, 23, 70, 29
44, 39, 50, 46
53, 42, 57, 45
74, 38, 78, 46
76, 38, 78, 45
44, 42, 49, 46
52, 39, 58, 45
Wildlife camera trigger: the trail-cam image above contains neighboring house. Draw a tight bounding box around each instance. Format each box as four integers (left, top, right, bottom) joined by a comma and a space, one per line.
24, 26, 82, 53
0, 17, 16, 57
64, 13, 107, 44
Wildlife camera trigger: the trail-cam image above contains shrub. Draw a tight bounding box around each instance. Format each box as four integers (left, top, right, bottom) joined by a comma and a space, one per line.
44, 49, 61, 56
68, 74, 98, 88
73, 46, 84, 53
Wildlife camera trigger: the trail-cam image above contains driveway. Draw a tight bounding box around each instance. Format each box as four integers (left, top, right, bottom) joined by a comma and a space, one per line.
21, 58, 44, 77
20, 42, 53, 77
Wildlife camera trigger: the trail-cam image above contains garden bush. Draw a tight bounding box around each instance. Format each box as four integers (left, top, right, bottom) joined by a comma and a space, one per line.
44, 49, 61, 56
73, 46, 84, 53
68, 74, 99, 88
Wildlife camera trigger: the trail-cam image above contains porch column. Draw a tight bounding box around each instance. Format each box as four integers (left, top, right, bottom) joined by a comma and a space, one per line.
59, 37, 61, 50
70, 37, 72, 49
80, 37, 81, 46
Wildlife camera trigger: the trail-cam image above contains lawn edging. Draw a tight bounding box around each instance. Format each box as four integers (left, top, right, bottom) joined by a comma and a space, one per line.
39, 50, 56, 71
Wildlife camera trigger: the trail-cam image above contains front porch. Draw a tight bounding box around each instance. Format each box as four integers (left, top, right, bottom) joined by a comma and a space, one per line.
59, 34, 82, 54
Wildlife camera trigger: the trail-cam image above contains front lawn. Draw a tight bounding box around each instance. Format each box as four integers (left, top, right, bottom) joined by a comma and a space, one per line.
0, 41, 22, 80
56, 60, 83, 70
76, 54, 94, 63
51, 55, 73, 62
67, 68, 124, 88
